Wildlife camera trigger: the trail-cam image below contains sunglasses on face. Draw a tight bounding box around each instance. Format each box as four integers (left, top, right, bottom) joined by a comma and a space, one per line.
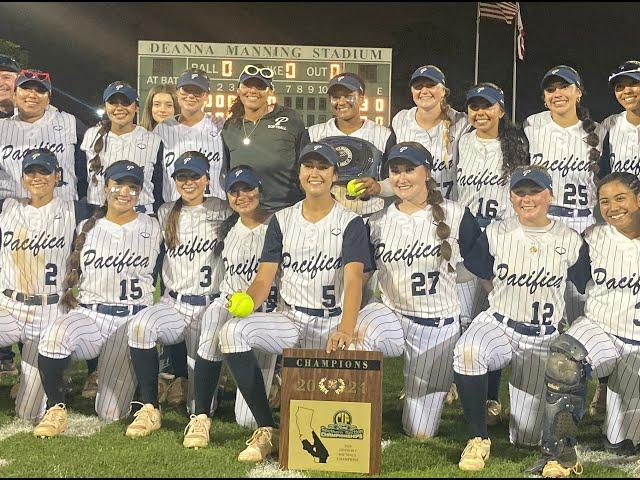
106, 96, 135, 107
175, 172, 204, 182
20, 69, 50, 82
108, 184, 140, 196
242, 64, 274, 79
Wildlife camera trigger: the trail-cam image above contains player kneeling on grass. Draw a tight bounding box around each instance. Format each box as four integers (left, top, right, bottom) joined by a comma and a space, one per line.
217, 142, 404, 462
124, 152, 231, 438
454, 165, 587, 471
183, 166, 278, 448
0, 149, 92, 424
34, 161, 162, 438
531, 172, 640, 477
363, 142, 483, 438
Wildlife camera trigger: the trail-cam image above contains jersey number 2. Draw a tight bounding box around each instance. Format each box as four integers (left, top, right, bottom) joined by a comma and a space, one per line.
45, 263, 57, 286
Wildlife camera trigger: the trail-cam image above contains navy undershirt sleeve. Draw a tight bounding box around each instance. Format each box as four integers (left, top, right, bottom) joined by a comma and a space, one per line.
260, 215, 284, 263
463, 231, 495, 280
567, 240, 591, 294
342, 216, 372, 271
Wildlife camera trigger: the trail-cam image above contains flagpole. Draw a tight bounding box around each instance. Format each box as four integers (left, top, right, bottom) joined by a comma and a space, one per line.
511, 9, 517, 120
474, 2, 480, 84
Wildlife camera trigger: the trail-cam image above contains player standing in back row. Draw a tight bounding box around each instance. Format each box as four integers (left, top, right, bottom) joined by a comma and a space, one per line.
454, 165, 586, 472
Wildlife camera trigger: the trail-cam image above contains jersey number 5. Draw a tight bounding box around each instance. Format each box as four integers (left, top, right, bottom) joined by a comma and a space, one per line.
411, 272, 440, 296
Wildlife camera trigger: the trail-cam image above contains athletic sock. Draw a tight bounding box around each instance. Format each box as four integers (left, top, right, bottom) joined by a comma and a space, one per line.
194, 356, 223, 415
38, 354, 70, 408
169, 340, 188, 379
224, 350, 275, 428
454, 371, 489, 439
487, 369, 502, 402
129, 347, 159, 408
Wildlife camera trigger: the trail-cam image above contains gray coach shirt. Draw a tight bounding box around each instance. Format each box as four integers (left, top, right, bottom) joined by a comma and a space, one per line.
223, 105, 308, 212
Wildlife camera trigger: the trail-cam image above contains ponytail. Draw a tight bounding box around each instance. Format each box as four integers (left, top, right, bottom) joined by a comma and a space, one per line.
213, 212, 240, 257
426, 178, 454, 272
60, 205, 107, 309
576, 103, 600, 180
439, 89, 453, 167
89, 119, 112, 186
164, 198, 184, 251
497, 115, 530, 179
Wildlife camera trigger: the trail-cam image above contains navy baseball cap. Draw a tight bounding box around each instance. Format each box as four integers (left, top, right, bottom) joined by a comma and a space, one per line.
409, 65, 446, 86
0, 54, 20, 73
16, 70, 52, 93
541, 65, 582, 89
510, 167, 552, 191
466, 84, 505, 109
386, 143, 434, 169
224, 167, 262, 192
22, 148, 59, 174
171, 151, 209, 178
328, 74, 364, 95
103, 81, 138, 104
176, 71, 210, 92
104, 160, 144, 184
239, 65, 274, 90
608, 60, 640, 86
299, 142, 340, 166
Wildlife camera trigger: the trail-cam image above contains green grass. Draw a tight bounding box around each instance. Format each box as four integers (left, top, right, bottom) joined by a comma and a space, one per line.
0, 356, 634, 478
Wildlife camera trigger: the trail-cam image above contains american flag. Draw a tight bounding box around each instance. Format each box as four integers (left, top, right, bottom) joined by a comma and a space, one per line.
478, 2, 525, 60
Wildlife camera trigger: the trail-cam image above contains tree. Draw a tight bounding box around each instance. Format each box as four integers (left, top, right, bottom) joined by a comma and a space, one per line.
0, 39, 29, 68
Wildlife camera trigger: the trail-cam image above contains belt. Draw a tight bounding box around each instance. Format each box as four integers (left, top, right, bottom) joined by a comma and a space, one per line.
405, 315, 455, 327
3, 289, 59, 306
80, 303, 147, 317
295, 306, 342, 318
169, 290, 219, 306
615, 334, 640, 347
548, 205, 591, 218
493, 312, 556, 336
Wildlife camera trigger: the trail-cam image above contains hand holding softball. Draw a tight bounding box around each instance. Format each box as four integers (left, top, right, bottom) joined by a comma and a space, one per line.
227, 292, 254, 317
346, 179, 367, 198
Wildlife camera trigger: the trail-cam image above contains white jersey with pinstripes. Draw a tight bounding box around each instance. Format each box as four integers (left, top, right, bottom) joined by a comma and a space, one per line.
157, 197, 231, 295
600, 112, 640, 176
261, 200, 369, 310
154, 114, 225, 202
456, 132, 513, 221
0, 197, 75, 294
368, 199, 466, 318
75, 214, 161, 306
582, 224, 640, 341
0, 106, 79, 200
524, 111, 602, 212
472, 216, 583, 325
392, 107, 468, 199
80, 125, 162, 207
219, 218, 270, 297
307, 118, 392, 215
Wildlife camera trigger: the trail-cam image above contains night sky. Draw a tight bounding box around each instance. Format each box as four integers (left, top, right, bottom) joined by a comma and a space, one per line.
0, 2, 636, 124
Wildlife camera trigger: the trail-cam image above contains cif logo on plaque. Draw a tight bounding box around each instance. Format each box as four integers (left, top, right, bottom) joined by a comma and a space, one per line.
288, 401, 371, 472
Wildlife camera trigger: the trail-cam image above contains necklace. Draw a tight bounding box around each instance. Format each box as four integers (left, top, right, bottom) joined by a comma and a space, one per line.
242, 117, 263, 145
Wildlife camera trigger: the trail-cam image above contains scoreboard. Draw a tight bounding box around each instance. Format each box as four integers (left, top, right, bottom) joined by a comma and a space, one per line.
137, 41, 393, 127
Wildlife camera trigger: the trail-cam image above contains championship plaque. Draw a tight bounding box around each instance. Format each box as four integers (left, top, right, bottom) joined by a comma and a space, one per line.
279, 348, 382, 475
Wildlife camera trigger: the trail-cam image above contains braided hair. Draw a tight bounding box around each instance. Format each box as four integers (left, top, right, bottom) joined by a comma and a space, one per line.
88, 119, 111, 186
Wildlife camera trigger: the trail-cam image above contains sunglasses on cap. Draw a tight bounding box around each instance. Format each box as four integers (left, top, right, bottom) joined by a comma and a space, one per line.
242, 64, 274, 79
20, 69, 51, 82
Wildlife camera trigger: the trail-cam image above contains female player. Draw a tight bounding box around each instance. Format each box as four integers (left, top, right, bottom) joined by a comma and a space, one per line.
33, 160, 162, 437
124, 151, 231, 437
217, 142, 402, 462
600, 60, 640, 177
362, 141, 482, 438
222, 64, 308, 212
81, 81, 164, 213
183, 165, 276, 448
154, 68, 226, 202
456, 83, 529, 422
454, 165, 585, 472
140, 84, 180, 131
0, 148, 90, 422
533, 172, 640, 478
389, 65, 468, 200
524, 65, 603, 323
307, 72, 395, 216
0, 69, 87, 201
